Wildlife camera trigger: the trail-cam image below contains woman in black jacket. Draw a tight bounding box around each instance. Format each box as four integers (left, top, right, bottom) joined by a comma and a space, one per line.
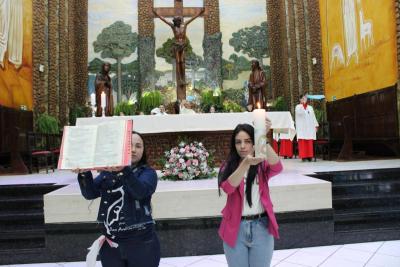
75, 131, 160, 267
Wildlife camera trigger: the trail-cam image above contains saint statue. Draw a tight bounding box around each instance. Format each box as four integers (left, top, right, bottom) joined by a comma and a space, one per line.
153, 8, 204, 100
95, 63, 114, 116
248, 60, 267, 110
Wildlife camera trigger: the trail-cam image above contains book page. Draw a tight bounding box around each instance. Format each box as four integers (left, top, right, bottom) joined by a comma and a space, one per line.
58, 126, 98, 169
92, 120, 127, 168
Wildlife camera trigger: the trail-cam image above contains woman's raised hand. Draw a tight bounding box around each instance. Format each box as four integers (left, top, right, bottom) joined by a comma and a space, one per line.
244, 154, 265, 166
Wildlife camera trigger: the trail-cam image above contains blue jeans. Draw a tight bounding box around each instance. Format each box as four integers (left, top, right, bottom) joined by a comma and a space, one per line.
223, 217, 274, 267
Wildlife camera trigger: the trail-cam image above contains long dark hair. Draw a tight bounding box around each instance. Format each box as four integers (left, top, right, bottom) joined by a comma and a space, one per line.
218, 124, 260, 207
132, 131, 148, 167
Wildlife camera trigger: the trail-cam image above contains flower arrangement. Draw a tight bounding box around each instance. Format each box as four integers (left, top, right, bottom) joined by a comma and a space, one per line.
160, 141, 216, 181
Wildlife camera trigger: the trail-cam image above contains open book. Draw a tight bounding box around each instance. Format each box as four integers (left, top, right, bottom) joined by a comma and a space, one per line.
58, 120, 133, 170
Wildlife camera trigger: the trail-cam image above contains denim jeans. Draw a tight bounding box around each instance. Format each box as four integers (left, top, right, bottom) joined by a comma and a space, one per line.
223, 217, 274, 267
100, 225, 160, 267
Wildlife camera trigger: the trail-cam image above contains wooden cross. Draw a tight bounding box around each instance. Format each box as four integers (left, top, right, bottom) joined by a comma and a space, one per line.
153, 0, 204, 19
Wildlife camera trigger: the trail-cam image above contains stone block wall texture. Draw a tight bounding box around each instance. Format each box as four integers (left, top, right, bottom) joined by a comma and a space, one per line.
267, 0, 324, 112
32, 0, 87, 125
204, 0, 220, 35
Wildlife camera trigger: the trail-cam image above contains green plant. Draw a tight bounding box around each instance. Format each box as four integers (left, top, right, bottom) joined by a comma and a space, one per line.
69, 105, 92, 126
140, 91, 163, 114
314, 108, 326, 125
272, 96, 288, 111
36, 113, 60, 134
222, 100, 244, 112
114, 101, 135, 116
200, 90, 223, 112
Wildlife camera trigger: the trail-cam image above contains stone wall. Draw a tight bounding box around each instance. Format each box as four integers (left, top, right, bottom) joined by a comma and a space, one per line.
267, 0, 324, 112
32, 0, 87, 125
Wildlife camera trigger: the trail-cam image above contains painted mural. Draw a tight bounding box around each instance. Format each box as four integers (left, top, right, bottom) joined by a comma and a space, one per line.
0, 0, 32, 110
320, 0, 398, 101
88, 0, 268, 105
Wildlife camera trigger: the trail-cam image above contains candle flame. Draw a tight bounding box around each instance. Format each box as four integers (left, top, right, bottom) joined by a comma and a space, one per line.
257, 102, 261, 109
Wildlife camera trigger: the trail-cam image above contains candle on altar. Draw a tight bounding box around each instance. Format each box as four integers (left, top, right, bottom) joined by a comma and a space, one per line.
90, 93, 96, 106
253, 103, 267, 158
101, 92, 106, 108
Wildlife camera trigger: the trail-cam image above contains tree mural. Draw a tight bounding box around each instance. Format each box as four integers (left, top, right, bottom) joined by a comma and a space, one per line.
229, 21, 269, 65
93, 21, 138, 102
156, 37, 194, 84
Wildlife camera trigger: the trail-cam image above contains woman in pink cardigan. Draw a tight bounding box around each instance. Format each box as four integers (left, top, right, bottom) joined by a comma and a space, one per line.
218, 119, 283, 267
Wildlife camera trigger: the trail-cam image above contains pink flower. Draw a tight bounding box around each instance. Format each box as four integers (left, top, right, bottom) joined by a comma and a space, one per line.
169, 158, 174, 163
186, 160, 191, 166
192, 159, 199, 166
178, 172, 184, 178
164, 170, 171, 176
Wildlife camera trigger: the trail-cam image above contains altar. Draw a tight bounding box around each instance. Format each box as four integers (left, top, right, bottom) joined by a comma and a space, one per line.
76, 112, 296, 168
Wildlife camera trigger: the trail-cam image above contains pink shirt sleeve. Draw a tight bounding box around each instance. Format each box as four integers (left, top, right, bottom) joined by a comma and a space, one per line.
220, 179, 237, 195
264, 160, 283, 181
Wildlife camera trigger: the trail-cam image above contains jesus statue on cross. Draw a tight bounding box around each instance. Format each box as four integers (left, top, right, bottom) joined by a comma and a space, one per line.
153, 5, 204, 101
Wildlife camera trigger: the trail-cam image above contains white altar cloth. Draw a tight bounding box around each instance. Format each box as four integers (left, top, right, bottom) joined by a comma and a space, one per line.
76, 112, 296, 141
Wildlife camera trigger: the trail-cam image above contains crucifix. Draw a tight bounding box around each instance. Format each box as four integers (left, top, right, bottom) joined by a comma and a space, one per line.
153, 0, 205, 101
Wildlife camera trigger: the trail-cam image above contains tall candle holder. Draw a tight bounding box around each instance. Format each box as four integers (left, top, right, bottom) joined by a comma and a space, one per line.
253, 103, 267, 158
101, 92, 106, 117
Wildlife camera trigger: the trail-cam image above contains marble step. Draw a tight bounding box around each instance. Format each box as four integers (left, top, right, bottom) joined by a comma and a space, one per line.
333, 193, 400, 209
334, 206, 400, 222
335, 219, 400, 232
311, 168, 400, 183
0, 183, 62, 196
0, 195, 43, 211
333, 180, 400, 195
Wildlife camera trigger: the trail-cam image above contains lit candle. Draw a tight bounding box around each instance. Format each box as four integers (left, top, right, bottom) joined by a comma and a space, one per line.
90, 93, 96, 106
101, 92, 106, 108
253, 103, 267, 158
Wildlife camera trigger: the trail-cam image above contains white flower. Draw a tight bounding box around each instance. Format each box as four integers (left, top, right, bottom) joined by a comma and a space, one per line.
179, 158, 185, 163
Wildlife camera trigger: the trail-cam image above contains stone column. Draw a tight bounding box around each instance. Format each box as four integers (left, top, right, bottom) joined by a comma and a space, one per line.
32, 0, 48, 116
203, 0, 222, 88
138, 0, 156, 94
48, 0, 59, 117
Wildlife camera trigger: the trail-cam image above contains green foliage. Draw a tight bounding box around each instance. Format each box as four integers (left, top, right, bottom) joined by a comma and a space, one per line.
69, 105, 92, 126
272, 96, 289, 111
229, 21, 269, 63
223, 100, 245, 113
93, 21, 138, 60
156, 37, 194, 64
222, 88, 245, 105
223, 54, 252, 80
36, 113, 60, 134
200, 90, 224, 112
114, 101, 136, 116
314, 108, 326, 125
140, 91, 163, 114
93, 21, 138, 101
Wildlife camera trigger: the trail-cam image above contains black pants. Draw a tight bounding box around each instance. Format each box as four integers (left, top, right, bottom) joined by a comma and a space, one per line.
100, 226, 160, 267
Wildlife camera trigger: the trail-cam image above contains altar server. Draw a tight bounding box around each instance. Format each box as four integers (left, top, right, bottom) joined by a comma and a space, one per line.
74, 131, 160, 267
295, 94, 319, 161
218, 119, 283, 267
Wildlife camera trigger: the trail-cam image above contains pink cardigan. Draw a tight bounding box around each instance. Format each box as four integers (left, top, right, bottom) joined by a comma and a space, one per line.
219, 160, 283, 247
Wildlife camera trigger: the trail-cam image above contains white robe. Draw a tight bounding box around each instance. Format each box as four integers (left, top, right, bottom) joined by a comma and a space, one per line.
8, 0, 23, 68
0, 0, 10, 68
295, 104, 319, 140
0, 0, 23, 69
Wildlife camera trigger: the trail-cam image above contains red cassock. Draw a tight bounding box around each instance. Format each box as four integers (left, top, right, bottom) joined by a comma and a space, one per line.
297, 139, 313, 159
279, 139, 293, 158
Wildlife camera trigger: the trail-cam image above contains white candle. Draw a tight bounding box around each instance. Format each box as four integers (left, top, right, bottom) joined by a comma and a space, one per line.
90, 93, 96, 106
253, 107, 267, 158
101, 92, 106, 108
